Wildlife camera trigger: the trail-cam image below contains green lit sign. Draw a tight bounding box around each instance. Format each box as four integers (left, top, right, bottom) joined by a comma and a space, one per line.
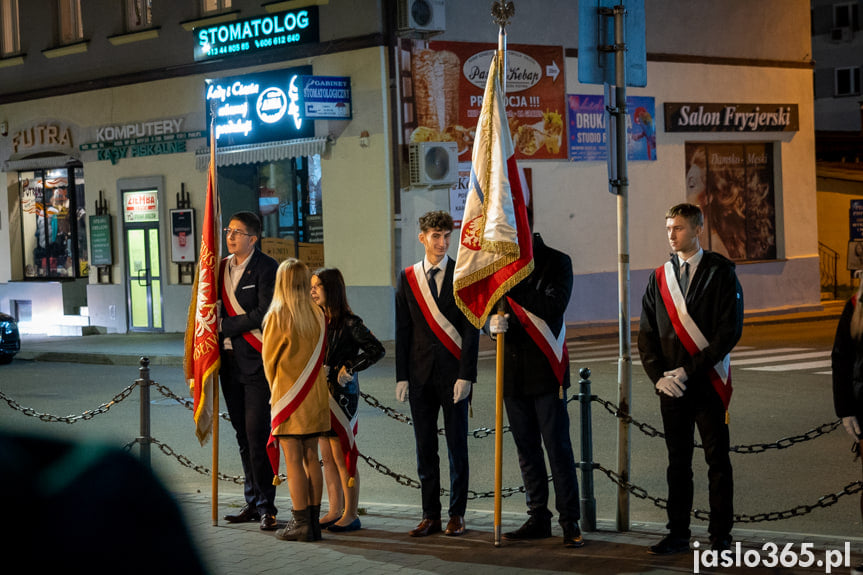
193, 7, 319, 61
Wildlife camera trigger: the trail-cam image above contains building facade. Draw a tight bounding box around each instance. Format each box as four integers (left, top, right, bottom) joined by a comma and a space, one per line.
0, 0, 819, 338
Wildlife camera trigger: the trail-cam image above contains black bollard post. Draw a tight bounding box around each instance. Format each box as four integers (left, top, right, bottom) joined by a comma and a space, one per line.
137, 357, 151, 469
578, 367, 596, 531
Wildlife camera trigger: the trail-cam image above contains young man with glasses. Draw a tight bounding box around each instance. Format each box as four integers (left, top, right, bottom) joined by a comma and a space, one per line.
218, 211, 281, 530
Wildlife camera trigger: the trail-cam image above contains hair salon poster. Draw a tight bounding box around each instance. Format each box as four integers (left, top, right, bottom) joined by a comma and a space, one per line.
406, 41, 567, 161
567, 94, 657, 161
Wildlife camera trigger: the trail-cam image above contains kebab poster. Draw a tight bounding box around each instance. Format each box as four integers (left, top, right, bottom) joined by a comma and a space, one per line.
408, 41, 567, 161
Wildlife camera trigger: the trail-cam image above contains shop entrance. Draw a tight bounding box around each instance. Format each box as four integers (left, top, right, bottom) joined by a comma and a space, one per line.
122, 188, 163, 331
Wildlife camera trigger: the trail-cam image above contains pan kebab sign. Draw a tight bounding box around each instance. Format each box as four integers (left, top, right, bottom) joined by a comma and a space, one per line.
409, 41, 567, 161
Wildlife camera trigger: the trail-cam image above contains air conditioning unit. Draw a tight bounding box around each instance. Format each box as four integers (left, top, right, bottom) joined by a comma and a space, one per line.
409, 141, 458, 187
398, 0, 446, 34
830, 26, 853, 42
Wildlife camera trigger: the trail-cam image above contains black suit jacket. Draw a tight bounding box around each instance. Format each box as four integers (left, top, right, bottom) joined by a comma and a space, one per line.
638, 250, 744, 390
395, 258, 479, 387
219, 249, 279, 377
502, 233, 573, 396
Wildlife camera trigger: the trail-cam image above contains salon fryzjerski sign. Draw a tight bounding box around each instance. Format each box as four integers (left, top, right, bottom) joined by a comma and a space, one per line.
664, 103, 799, 133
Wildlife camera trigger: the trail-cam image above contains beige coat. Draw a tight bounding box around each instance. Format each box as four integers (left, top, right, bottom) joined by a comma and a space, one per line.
262, 311, 330, 436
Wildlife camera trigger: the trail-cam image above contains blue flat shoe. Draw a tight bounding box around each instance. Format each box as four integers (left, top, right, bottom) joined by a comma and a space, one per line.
327, 517, 361, 532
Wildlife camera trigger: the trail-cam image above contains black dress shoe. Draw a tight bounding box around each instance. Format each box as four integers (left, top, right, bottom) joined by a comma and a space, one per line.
710, 535, 732, 552
408, 518, 442, 537
224, 504, 260, 523
260, 514, 278, 531
503, 516, 552, 540
647, 534, 691, 555
562, 522, 585, 548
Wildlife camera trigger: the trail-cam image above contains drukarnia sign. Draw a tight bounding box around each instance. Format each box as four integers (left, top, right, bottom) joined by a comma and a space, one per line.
193, 7, 319, 61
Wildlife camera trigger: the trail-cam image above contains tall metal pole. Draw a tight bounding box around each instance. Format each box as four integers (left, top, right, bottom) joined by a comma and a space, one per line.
612, 4, 631, 532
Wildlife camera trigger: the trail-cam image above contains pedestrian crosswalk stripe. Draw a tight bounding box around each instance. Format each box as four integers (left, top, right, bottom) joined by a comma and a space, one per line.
731, 351, 829, 366
731, 347, 809, 358
746, 359, 833, 372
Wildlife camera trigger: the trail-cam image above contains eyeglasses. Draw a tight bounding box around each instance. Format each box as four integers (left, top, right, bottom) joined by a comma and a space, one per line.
223, 227, 253, 238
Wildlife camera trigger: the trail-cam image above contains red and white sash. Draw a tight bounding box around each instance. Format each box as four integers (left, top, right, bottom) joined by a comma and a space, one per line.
507, 297, 569, 386
329, 395, 359, 482
405, 262, 462, 359
265, 316, 327, 476
656, 261, 732, 409
220, 257, 263, 351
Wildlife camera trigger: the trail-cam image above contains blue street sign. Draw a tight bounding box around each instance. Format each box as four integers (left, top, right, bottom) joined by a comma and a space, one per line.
578, 0, 646, 87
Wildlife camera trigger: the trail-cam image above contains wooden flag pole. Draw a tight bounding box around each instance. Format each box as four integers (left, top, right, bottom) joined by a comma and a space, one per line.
212, 374, 220, 525
491, 0, 514, 549
210, 108, 220, 527
494, 309, 505, 547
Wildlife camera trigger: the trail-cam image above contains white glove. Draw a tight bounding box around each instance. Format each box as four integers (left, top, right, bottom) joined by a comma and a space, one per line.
489, 314, 509, 334
337, 366, 352, 386
655, 375, 686, 398
454, 379, 472, 403
663, 367, 688, 384
396, 380, 409, 402
842, 416, 861, 441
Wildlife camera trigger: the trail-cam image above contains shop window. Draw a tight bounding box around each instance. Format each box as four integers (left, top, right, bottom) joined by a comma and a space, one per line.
684, 143, 776, 262
202, 0, 231, 15
0, 0, 20, 55
218, 155, 323, 269
835, 67, 861, 97
18, 167, 89, 279
126, 0, 152, 30
58, 0, 83, 44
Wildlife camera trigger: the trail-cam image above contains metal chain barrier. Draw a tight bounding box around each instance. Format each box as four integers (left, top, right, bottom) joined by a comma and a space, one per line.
592, 395, 842, 453
0, 370, 856, 523
596, 462, 863, 523
360, 391, 511, 438
0, 384, 137, 423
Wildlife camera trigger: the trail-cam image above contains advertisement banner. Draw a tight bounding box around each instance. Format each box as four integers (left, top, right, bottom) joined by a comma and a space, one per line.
170, 209, 196, 263
123, 190, 159, 223
407, 41, 567, 161
298, 76, 352, 119
567, 94, 657, 161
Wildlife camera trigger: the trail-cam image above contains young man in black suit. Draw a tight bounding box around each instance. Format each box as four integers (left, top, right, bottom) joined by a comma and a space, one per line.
218, 211, 280, 530
395, 210, 479, 537
638, 203, 743, 554
490, 214, 584, 549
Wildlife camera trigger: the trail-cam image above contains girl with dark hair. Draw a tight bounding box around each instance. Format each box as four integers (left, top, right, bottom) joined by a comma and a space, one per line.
310, 268, 385, 532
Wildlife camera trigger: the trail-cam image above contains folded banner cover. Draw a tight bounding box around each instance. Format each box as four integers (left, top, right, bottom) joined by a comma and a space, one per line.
184, 130, 221, 445
454, 52, 533, 328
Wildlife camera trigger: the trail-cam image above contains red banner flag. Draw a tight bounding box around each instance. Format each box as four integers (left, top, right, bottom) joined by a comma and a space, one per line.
184, 131, 221, 444
454, 52, 534, 328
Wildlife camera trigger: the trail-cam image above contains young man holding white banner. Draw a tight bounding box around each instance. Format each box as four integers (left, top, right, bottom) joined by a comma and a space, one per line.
489, 208, 584, 549
638, 203, 743, 555
396, 210, 479, 538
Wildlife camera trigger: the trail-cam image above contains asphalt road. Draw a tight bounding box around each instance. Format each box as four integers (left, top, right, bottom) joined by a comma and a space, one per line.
0, 318, 856, 541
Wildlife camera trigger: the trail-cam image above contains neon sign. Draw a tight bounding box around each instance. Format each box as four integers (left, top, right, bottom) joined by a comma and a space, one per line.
193, 8, 319, 62
205, 66, 314, 146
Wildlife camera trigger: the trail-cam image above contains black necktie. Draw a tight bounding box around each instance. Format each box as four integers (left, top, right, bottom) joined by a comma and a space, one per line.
679, 262, 690, 296
428, 267, 440, 301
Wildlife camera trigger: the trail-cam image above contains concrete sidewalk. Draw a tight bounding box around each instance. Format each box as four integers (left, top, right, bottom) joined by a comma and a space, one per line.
176, 492, 863, 574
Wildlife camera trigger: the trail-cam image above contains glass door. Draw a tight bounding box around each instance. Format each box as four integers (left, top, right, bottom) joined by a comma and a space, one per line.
123, 189, 163, 331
